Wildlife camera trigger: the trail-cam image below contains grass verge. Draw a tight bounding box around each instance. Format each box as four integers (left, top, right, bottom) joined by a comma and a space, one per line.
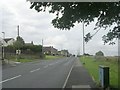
5, 54, 41, 63
80, 56, 118, 88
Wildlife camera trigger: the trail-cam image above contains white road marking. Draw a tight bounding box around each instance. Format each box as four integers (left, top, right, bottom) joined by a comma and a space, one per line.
49, 64, 52, 66
44, 65, 48, 68
0, 75, 21, 83
56, 62, 59, 64
49, 61, 59, 66
30, 68, 40, 73
92, 76, 95, 82
64, 61, 71, 66
62, 63, 74, 88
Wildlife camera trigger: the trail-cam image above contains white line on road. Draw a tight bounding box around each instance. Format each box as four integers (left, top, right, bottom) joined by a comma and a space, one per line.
30, 68, 41, 73
49, 63, 54, 66
44, 65, 48, 68
62, 63, 74, 88
0, 75, 21, 84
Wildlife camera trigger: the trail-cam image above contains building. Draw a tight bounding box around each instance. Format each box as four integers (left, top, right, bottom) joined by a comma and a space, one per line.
43, 46, 58, 55
60, 50, 70, 57
0, 38, 3, 59
0, 38, 15, 59
3, 38, 15, 47
25, 41, 34, 46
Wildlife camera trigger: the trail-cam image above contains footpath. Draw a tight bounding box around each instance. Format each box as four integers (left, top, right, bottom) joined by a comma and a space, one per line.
65, 58, 98, 90
0, 59, 20, 69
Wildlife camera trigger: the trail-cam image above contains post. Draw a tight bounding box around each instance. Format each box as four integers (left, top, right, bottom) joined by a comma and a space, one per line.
2, 32, 5, 64
42, 39, 43, 58
16, 25, 20, 61
83, 21, 85, 55
17, 25, 19, 37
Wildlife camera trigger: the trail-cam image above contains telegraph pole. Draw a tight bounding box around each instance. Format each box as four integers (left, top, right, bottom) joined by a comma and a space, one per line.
18, 25, 19, 36
83, 21, 85, 55
2, 32, 5, 64
16, 25, 20, 61
42, 39, 44, 58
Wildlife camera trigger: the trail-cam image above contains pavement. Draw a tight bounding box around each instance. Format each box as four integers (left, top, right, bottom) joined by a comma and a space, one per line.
1, 59, 19, 69
65, 58, 98, 90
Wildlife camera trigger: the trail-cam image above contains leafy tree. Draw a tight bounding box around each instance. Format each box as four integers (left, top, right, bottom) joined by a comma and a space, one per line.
95, 51, 104, 56
29, 2, 120, 44
22, 44, 42, 53
13, 36, 25, 49
5, 45, 16, 53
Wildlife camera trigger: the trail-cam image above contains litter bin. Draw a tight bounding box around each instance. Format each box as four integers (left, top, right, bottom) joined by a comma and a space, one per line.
99, 65, 109, 88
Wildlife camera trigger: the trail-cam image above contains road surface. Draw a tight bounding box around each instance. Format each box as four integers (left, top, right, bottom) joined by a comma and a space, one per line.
2, 57, 76, 88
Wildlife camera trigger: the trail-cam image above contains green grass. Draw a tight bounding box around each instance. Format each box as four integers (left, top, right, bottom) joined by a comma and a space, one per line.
80, 56, 118, 88
45, 55, 63, 60
5, 54, 41, 63
16, 59, 33, 63
5, 54, 63, 63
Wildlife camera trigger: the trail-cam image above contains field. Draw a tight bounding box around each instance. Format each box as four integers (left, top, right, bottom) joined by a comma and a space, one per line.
80, 56, 118, 88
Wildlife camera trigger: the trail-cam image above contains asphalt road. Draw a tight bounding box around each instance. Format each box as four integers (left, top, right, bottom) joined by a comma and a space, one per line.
1, 57, 76, 88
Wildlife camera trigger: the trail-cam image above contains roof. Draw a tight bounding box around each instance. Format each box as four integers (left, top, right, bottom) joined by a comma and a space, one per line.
0, 41, 2, 46
4, 38, 14, 43
43, 46, 58, 52
25, 41, 34, 46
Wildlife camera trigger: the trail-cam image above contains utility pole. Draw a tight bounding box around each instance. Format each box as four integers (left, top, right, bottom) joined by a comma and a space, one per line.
17, 25, 19, 37
2, 32, 5, 63
16, 25, 21, 61
83, 21, 85, 55
42, 39, 44, 58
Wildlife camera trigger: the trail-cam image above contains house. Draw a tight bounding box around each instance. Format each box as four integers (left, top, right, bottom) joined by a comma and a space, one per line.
25, 41, 34, 46
0, 37, 5, 47
0, 38, 2, 59
60, 50, 70, 56
3, 38, 15, 47
43, 46, 58, 55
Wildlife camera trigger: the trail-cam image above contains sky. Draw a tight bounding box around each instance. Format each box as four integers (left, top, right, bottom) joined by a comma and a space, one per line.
0, 0, 118, 56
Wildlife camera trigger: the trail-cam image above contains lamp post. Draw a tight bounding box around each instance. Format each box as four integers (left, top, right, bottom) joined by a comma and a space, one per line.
2, 32, 5, 63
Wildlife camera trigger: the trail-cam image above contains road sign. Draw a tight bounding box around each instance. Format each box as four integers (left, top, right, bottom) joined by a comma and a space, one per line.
16, 50, 21, 55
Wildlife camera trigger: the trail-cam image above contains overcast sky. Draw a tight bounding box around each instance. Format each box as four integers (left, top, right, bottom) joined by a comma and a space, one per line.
0, 0, 118, 56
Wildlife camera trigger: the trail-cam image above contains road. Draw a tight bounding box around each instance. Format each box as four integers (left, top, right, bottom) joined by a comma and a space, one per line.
2, 57, 76, 88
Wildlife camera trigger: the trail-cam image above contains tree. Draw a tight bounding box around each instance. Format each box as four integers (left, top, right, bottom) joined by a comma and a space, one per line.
13, 36, 25, 49
95, 51, 104, 56
22, 44, 42, 53
29, 2, 120, 44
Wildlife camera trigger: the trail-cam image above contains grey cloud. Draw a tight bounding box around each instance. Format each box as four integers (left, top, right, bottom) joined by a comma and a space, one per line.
0, 0, 118, 56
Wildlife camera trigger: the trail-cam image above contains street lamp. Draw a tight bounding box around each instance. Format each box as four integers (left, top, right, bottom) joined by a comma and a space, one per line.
2, 32, 5, 62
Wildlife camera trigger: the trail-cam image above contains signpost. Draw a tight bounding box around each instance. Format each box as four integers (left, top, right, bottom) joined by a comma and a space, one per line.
16, 50, 21, 61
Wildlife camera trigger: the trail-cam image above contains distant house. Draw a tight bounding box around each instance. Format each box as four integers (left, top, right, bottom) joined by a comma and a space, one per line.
0, 38, 15, 59
60, 50, 69, 56
0, 39, 3, 46
0, 38, 2, 59
3, 38, 15, 47
25, 41, 34, 46
43, 46, 58, 55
